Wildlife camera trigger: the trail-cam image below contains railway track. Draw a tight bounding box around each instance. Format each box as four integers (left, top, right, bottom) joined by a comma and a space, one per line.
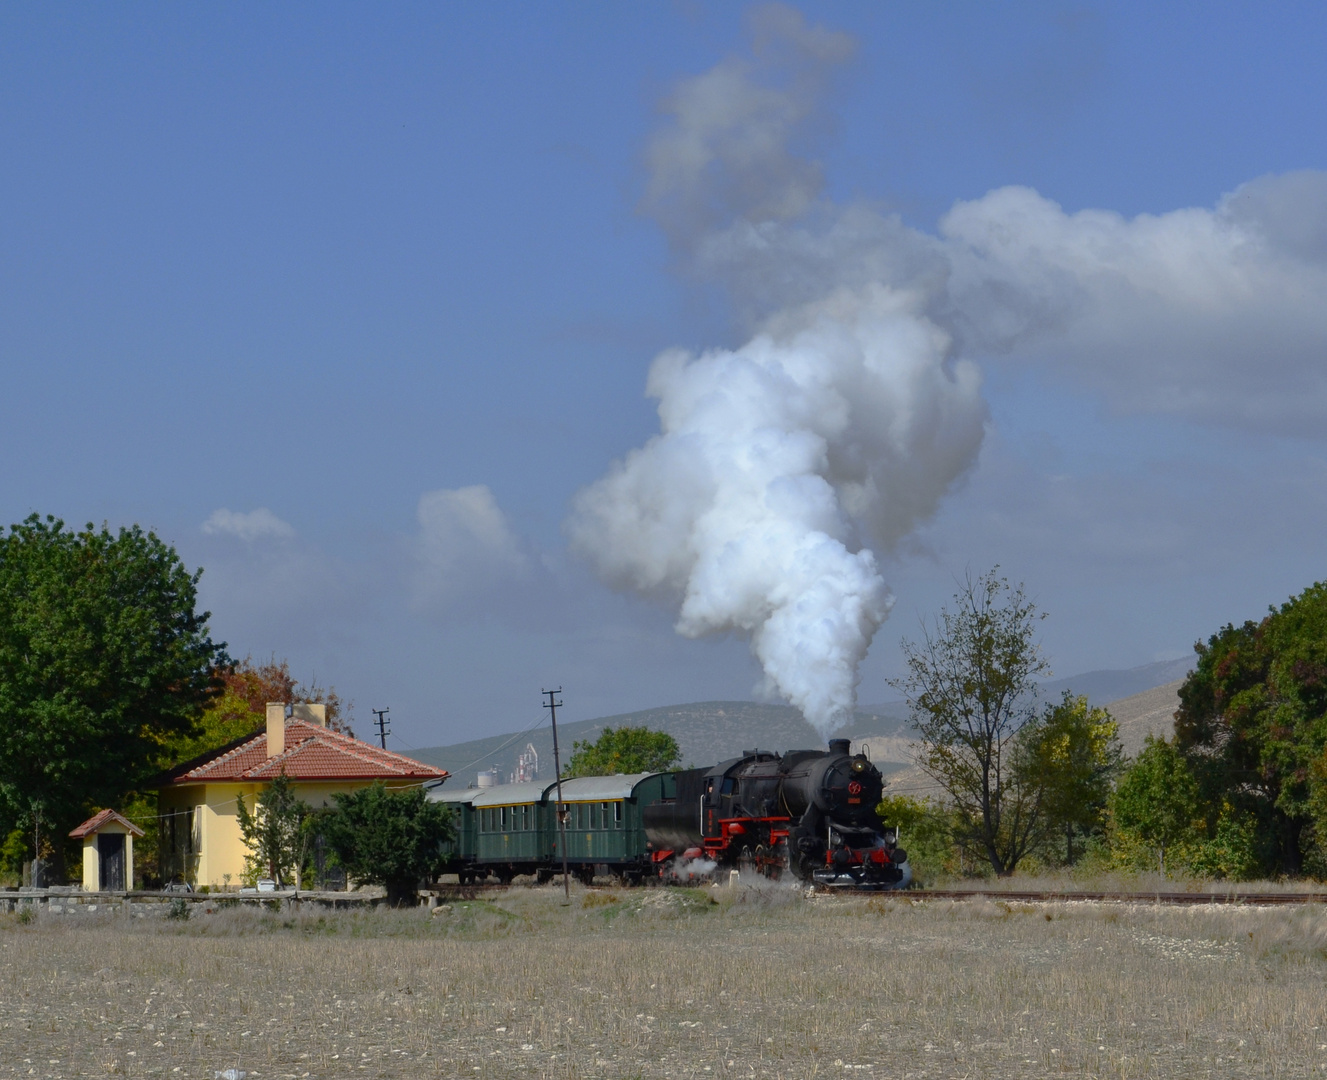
424, 881, 1327, 906
858, 888, 1327, 906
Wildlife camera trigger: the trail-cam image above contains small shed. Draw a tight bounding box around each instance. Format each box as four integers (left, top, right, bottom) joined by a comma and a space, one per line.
69, 809, 144, 892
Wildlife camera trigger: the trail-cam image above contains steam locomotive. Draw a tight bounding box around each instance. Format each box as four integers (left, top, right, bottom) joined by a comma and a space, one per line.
642, 738, 911, 888
433, 738, 910, 888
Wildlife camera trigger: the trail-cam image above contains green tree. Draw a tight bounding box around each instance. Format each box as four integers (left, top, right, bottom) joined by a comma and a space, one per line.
1110, 736, 1201, 876
0, 515, 226, 873
1026, 693, 1123, 864
1174, 580, 1327, 875
159, 656, 355, 770
235, 772, 310, 887
320, 782, 454, 905
894, 568, 1050, 875
564, 726, 682, 778
876, 793, 963, 883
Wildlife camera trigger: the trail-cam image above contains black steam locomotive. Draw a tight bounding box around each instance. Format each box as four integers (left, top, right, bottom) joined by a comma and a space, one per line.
643, 738, 910, 888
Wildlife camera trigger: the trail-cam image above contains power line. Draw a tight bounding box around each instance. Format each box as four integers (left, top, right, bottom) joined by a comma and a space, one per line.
447, 709, 549, 779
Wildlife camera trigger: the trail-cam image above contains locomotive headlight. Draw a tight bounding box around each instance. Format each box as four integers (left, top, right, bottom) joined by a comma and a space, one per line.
850, 758, 868, 773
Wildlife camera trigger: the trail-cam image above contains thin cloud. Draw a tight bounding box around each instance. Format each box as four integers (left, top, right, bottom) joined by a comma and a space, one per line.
201, 507, 296, 542
411, 485, 530, 611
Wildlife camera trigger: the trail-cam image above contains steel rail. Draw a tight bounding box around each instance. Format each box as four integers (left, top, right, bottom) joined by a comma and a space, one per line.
822, 887, 1327, 905
424, 881, 1327, 905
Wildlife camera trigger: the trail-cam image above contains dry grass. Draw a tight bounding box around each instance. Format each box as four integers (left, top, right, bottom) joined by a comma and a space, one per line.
2, 884, 1327, 1078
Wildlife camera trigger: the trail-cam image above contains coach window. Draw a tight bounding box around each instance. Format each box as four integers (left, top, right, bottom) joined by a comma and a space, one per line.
601, 802, 609, 830
614, 802, 623, 827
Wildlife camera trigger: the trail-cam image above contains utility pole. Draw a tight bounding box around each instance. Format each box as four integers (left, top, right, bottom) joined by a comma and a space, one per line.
371, 708, 390, 750
30, 800, 42, 889
543, 687, 571, 903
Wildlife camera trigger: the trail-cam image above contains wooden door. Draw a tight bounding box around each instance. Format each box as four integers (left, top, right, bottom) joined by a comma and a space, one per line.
99, 833, 125, 891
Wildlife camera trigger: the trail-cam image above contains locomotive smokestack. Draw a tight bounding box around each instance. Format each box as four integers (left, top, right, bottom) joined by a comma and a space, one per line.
828, 738, 850, 756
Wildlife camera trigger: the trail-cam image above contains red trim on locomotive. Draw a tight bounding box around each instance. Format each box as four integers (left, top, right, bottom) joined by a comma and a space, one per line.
827, 845, 896, 867
700, 816, 791, 858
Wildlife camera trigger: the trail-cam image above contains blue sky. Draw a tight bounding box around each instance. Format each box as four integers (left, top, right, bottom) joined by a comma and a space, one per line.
3, 3, 1326, 746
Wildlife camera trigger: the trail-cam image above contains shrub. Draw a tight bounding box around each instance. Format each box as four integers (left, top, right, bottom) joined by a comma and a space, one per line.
320, 783, 454, 906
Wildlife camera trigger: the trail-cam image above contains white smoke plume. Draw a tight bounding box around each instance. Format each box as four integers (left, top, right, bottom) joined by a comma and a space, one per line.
570, 5, 1327, 734
571, 7, 986, 735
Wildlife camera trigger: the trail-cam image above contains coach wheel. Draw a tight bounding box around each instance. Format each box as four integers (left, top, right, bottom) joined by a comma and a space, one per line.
536, 868, 555, 885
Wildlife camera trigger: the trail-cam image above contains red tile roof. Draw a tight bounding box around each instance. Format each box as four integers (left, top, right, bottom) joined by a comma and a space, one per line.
159, 720, 448, 785
69, 808, 145, 839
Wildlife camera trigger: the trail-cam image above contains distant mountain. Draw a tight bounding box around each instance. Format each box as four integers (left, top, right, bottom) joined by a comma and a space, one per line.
1038, 657, 1193, 706
405, 700, 911, 788
405, 657, 1195, 787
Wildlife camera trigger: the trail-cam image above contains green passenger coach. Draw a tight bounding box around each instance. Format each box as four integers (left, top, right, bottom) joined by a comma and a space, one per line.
429, 772, 671, 884
433, 786, 488, 884
550, 773, 670, 883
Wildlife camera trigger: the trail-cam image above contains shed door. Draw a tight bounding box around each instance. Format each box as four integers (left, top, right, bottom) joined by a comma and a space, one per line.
99, 833, 125, 891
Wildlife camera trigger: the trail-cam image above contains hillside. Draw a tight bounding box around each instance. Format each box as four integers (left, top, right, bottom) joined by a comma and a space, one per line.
406, 660, 1190, 788
405, 700, 912, 786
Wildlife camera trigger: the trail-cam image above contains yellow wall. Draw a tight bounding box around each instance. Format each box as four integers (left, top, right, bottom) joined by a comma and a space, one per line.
159, 779, 428, 889
80, 825, 135, 892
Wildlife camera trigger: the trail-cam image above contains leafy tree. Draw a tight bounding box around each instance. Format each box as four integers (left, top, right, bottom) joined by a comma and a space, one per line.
320, 782, 454, 905
0, 828, 25, 882
876, 793, 964, 884
157, 656, 353, 771
1185, 805, 1261, 881
218, 655, 354, 737
235, 772, 310, 887
0, 515, 226, 875
1110, 736, 1201, 876
1025, 693, 1123, 864
893, 568, 1050, 875
565, 726, 681, 778
1174, 580, 1327, 875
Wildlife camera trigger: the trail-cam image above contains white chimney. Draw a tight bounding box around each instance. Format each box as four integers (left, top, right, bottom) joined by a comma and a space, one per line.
291, 703, 327, 727
266, 702, 286, 758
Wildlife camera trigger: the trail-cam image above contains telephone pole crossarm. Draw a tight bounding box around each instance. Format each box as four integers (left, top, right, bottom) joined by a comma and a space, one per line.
371, 707, 391, 750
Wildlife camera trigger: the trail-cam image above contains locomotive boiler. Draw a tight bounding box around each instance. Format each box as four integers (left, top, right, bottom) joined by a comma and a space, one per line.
642, 738, 911, 888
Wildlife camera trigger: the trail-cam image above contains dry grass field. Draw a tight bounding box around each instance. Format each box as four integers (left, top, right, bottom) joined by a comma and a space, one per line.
3, 884, 1327, 1079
